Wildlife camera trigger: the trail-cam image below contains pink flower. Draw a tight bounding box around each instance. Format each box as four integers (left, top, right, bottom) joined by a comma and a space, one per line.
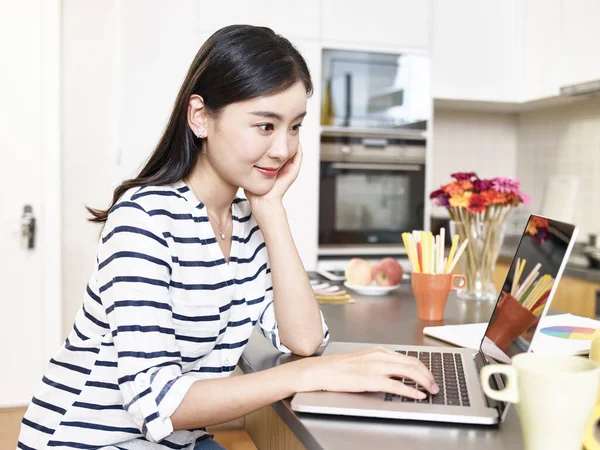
492, 177, 520, 194
432, 194, 450, 207
519, 192, 531, 206
451, 172, 477, 181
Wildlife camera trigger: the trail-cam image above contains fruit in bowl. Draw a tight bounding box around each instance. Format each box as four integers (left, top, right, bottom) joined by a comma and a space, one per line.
372, 257, 404, 286
344, 258, 373, 286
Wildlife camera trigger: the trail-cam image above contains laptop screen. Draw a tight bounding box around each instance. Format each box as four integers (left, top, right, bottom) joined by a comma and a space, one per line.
479, 215, 578, 361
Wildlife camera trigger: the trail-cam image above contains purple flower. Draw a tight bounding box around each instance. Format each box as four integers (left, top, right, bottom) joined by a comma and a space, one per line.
473, 179, 493, 192
451, 172, 477, 181
519, 192, 531, 206
492, 177, 521, 194
432, 194, 450, 207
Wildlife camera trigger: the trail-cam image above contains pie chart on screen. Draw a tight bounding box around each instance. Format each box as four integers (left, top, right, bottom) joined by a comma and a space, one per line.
540, 326, 596, 340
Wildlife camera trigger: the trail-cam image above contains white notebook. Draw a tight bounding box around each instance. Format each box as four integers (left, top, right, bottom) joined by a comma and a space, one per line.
423, 313, 599, 356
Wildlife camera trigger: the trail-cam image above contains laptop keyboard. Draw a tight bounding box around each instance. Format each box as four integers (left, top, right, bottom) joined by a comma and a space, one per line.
384, 350, 470, 407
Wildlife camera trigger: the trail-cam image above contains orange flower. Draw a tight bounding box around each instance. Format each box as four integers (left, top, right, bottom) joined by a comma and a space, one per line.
442, 182, 464, 197
481, 190, 506, 205
449, 191, 472, 208
458, 179, 473, 190
468, 193, 488, 213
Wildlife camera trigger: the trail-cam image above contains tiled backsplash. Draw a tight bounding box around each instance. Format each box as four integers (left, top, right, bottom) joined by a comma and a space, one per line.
517, 97, 600, 239
432, 97, 600, 239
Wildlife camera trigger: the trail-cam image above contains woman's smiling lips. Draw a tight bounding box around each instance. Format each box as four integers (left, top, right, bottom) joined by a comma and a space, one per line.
254, 166, 279, 177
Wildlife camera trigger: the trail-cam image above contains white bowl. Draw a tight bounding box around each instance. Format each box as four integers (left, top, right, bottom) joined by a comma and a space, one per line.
343, 281, 400, 296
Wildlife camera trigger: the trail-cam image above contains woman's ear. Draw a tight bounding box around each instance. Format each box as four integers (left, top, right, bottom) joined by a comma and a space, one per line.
187, 94, 208, 138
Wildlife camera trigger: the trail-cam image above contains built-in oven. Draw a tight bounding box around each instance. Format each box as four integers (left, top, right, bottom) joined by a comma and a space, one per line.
318, 129, 426, 250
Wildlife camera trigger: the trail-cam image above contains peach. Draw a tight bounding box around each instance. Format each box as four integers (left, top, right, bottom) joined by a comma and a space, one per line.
345, 258, 373, 286
373, 257, 404, 286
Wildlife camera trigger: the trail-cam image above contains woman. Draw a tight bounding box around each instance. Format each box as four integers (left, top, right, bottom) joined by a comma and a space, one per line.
18, 25, 438, 449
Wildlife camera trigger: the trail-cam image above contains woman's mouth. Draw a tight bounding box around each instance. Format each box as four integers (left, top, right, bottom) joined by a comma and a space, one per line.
254, 166, 279, 177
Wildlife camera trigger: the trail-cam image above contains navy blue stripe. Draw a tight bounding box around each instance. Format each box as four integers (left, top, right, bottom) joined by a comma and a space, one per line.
214, 338, 248, 350
233, 197, 246, 204
234, 263, 267, 285
17, 442, 36, 450
170, 279, 232, 291
162, 232, 205, 244
324, 329, 330, 339
172, 311, 220, 322
259, 300, 273, 323
247, 295, 265, 305
175, 333, 217, 343
32, 396, 67, 415
107, 300, 172, 315
42, 376, 82, 395
64, 338, 100, 354
101, 341, 114, 347
114, 325, 175, 335
158, 440, 190, 450
73, 323, 89, 341
235, 242, 266, 265
60, 421, 140, 434
176, 185, 190, 193
156, 377, 179, 405
131, 189, 184, 201
85, 380, 120, 391
229, 317, 252, 328
147, 209, 209, 222
109, 201, 146, 214
50, 358, 91, 375
48, 441, 102, 449
144, 411, 160, 424
118, 361, 181, 384
233, 225, 260, 244
266, 286, 273, 292
102, 225, 169, 248
82, 306, 109, 330
99, 251, 172, 274
171, 255, 226, 267
99, 276, 169, 293
86, 284, 101, 305
233, 213, 252, 223
94, 360, 117, 367
192, 365, 236, 374
118, 350, 180, 359
123, 387, 152, 410
72, 401, 123, 411
22, 417, 55, 435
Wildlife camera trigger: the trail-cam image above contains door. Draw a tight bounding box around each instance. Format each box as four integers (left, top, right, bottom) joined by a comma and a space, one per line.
0, 0, 61, 407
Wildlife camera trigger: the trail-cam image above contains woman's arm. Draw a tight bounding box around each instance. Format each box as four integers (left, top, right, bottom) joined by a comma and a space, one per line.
172, 346, 439, 430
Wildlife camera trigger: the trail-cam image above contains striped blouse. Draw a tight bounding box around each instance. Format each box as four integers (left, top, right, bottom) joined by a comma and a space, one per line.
18, 181, 329, 449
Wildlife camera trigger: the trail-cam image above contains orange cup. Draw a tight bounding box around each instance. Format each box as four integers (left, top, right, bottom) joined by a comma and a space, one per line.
411, 272, 467, 321
485, 291, 537, 350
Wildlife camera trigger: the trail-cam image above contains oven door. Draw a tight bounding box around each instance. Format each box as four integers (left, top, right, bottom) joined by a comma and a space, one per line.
318, 161, 425, 245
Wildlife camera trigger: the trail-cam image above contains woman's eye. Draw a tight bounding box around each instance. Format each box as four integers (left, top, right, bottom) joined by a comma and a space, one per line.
258, 123, 274, 132
291, 124, 303, 133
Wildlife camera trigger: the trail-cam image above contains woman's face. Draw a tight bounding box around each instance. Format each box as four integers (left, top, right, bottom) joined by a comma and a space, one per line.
204, 81, 308, 195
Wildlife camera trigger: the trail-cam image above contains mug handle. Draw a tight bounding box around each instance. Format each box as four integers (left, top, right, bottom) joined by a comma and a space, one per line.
584, 405, 600, 450
480, 364, 519, 404
450, 274, 467, 290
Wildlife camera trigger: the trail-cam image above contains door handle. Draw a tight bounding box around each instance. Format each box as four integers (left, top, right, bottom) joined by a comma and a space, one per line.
21, 205, 36, 250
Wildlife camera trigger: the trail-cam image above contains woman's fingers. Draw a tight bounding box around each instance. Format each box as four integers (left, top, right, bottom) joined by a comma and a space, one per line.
382, 377, 428, 400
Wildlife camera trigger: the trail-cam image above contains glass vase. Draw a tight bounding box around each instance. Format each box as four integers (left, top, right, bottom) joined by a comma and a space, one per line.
450, 216, 507, 302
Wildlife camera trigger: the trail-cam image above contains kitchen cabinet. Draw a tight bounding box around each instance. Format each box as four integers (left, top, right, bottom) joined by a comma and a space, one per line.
519, 0, 561, 101
494, 261, 598, 319
321, 0, 430, 50
431, 0, 519, 102
559, 0, 600, 88
197, 0, 320, 40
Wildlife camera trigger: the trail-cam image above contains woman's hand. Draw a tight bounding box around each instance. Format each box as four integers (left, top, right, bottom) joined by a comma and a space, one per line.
294, 346, 439, 399
244, 142, 303, 208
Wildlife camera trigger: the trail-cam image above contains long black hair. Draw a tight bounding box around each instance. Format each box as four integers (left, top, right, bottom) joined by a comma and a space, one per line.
88, 24, 313, 223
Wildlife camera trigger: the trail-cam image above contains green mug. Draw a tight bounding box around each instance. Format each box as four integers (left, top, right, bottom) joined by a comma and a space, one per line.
480, 353, 600, 450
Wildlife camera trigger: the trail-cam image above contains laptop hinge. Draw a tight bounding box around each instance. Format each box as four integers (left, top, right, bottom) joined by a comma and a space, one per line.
474, 350, 507, 418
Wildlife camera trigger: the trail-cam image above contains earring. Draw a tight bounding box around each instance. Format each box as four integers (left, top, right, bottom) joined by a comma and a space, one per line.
197, 128, 205, 138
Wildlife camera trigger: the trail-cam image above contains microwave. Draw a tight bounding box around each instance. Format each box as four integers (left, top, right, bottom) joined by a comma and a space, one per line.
321, 49, 431, 131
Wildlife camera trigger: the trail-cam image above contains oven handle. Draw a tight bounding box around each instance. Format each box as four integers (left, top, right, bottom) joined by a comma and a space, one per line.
330, 162, 422, 172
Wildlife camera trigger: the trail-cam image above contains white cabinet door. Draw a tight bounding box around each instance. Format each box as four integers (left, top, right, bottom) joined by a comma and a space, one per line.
321, 0, 430, 50
197, 0, 320, 40
431, 0, 519, 102
0, 0, 61, 407
560, 0, 600, 87
520, 0, 561, 101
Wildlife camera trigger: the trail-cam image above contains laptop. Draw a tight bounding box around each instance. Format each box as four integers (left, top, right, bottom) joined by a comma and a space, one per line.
291, 215, 578, 425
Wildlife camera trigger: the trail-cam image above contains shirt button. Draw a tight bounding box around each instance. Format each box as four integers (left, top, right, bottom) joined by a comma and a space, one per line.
224, 359, 229, 365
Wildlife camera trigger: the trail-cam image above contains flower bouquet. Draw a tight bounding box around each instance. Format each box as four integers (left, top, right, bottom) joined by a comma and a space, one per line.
430, 172, 530, 301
